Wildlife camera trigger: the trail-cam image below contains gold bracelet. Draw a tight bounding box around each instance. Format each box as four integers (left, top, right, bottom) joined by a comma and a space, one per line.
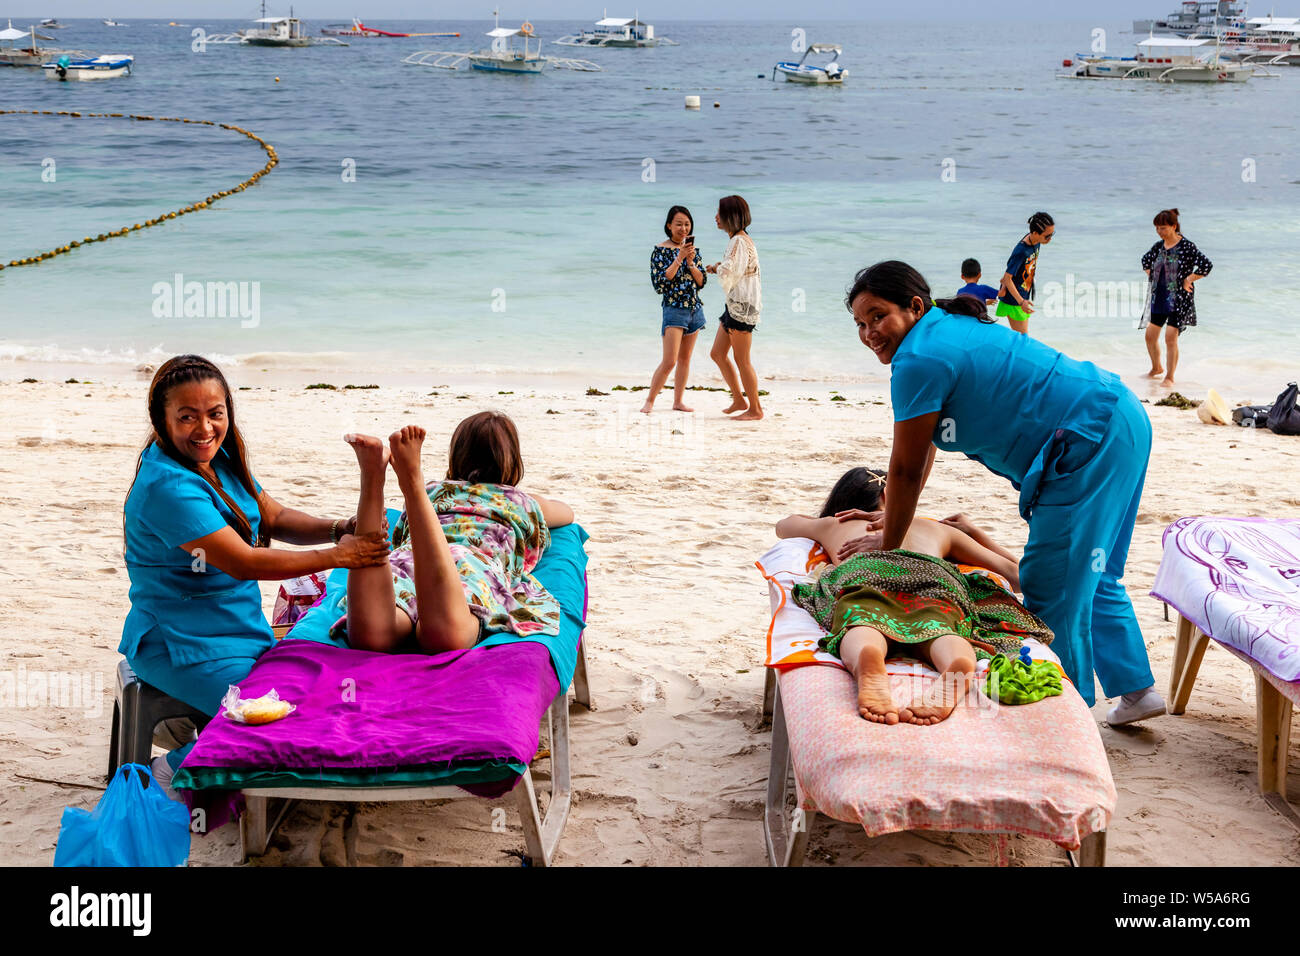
330, 518, 341, 544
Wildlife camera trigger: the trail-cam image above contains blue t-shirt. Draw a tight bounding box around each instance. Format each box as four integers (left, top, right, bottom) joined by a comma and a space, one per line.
998, 240, 1040, 305
890, 307, 1123, 511
957, 282, 1000, 302
120, 442, 274, 665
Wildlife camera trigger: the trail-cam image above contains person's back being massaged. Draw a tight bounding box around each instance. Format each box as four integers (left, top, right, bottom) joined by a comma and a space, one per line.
776, 467, 1053, 726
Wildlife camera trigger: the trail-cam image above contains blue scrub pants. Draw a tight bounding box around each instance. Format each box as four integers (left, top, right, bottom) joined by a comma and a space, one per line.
1018, 388, 1155, 706
128, 641, 258, 771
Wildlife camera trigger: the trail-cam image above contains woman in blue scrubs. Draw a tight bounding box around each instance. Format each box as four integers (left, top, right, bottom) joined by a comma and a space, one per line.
838, 262, 1165, 724
122, 355, 391, 784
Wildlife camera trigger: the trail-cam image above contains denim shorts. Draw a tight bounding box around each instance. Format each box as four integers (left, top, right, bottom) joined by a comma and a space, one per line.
662, 303, 705, 336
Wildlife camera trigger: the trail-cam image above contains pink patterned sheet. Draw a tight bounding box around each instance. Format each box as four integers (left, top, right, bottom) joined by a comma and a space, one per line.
760, 539, 1116, 849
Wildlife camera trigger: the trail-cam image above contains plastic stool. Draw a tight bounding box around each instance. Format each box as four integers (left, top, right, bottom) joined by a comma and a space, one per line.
107, 659, 210, 782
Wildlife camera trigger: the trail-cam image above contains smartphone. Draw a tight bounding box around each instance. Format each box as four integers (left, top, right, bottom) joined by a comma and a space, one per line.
684, 235, 695, 246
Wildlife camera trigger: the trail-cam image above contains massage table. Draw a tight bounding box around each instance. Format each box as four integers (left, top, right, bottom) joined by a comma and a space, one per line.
1153, 516, 1300, 831
173, 519, 592, 866
757, 538, 1115, 867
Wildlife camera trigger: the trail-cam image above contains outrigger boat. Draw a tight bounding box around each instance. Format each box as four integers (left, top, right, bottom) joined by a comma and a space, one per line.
0, 21, 85, 66
205, 6, 348, 47
554, 15, 676, 47
772, 43, 846, 83
404, 16, 601, 74
1061, 36, 1255, 81
320, 18, 459, 37
43, 53, 134, 80
1211, 17, 1300, 64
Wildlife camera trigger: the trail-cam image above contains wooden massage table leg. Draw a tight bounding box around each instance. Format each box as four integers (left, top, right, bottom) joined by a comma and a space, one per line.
1167, 614, 1210, 716
1069, 830, 1107, 867
241, 794, 297, 860
764, 679, 814, 866
762, 666, 776, 721
1255, 673, 1300, 832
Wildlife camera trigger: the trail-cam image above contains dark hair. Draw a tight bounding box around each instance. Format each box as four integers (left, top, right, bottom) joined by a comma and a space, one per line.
820, 467, 887, 518
960, 257, 981, 278
1027, 211, 1054, 234
1153, 208, 1180, 231
717, 195, 752, 236
126, 354, 266, 548
663, 205, 693, 239
447, 411, 523, 486
845, 260, 991, 322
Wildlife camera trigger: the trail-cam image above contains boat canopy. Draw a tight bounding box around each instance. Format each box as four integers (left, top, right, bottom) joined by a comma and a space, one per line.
253, 17, 294, 23
0, 25, 32, 41
1138, 36, 1215, 46
595, 17, 644, 26
1245, 16, 1300, 25
1254, 23, 1300, 33
486, 26, 526, 37
807, 43, 842, 53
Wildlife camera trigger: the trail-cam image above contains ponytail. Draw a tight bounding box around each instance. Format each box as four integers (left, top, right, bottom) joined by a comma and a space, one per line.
846, 261, 994, 324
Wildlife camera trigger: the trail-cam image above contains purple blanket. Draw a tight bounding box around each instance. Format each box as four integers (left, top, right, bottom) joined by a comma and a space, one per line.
180, 640, 557, 804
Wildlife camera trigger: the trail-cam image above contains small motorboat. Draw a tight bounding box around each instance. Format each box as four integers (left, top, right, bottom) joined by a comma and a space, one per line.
554, 15, 676, 47
44, 53, 134, 80
102, 19, 127, 27
39, 17, 67, 29
772, 43, 846, 84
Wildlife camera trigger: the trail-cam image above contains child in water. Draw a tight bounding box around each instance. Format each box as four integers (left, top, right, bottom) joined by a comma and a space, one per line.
776, 467, 1051, 726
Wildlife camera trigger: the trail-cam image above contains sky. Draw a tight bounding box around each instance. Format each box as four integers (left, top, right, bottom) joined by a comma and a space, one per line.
1, 1, 1180, 22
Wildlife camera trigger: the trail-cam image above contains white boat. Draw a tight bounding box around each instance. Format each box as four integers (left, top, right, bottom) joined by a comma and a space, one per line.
1212, 17, 1300, 64
1133, 0, 1247, 36
0, 20, 84, 66
43, 53, 134, 80
772, 43, 846, 83
102, 19, 126, 27
1062, 36, 1253, 82
243, 16, 312, 47
38, 18, 67, 29
555, 15, 676, 47
404, 16, 601, 73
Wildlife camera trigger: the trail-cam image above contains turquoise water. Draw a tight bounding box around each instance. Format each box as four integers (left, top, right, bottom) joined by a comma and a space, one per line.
1, 18, 1297, 394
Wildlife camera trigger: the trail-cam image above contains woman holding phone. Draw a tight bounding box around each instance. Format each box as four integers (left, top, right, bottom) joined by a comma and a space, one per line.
642, 204, 707, 414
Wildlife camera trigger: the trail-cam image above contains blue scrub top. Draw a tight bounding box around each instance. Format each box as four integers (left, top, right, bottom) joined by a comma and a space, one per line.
120, 442, 274, 665
890, 306, 1124, 517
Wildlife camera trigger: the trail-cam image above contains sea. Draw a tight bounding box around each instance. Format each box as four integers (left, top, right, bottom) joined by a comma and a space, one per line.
1, 17, 1297, 398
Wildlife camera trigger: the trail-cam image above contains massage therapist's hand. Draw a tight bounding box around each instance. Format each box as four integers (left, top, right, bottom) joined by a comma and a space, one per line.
940, 513, 978, 536
836, 529, 884, 562
333, 531, 391, 569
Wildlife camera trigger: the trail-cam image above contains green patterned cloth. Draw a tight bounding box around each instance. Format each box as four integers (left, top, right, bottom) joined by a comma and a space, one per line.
984, 653, 1063, 704
791, 550, 1054, 658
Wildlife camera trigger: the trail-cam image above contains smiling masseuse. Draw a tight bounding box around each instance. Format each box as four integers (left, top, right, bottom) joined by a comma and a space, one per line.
121, 355, 391, 783
838, 261, 1165, 724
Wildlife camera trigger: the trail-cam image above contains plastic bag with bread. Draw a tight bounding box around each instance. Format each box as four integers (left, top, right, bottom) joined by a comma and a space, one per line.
221, 685, 296, 725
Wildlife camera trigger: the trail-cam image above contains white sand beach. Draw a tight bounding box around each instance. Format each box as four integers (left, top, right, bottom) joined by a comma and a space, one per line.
1, 371, 1298, 866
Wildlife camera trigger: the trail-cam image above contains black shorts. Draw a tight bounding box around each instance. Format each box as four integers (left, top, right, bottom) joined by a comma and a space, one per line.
1149, 313, 1187, 333
720, 306, 757, 334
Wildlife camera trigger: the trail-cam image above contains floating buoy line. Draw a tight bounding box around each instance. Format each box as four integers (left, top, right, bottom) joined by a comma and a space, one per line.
0, 109, 278, 271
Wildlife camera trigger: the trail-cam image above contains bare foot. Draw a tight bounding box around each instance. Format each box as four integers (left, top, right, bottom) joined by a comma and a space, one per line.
721, 401, 747, 415
906, 671, 971, 725
671, 403, 694, 412
345, 433, 390, 473
855, 649, 903, 724
1160, 377, 1175, 388
387, 425, 426, 487
733, 409, 764, 421
1146, 367, 1164, 378
639, 402, 654, 415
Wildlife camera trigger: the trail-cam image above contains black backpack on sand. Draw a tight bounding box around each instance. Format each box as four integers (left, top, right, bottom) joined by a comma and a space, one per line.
1266, 382, 1300, 436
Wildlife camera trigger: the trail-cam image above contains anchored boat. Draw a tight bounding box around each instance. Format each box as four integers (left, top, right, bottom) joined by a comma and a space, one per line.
555, 15, 676, 47
404, 17, 601, 74
0, 21, 86, 66
772, 43, 846, 83
1062, 36, 1254, 81
321, 18, 459, 37
43, 53, 134, 80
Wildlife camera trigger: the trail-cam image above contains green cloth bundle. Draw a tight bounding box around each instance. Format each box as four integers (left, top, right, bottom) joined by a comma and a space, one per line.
984, 652, 1063, 705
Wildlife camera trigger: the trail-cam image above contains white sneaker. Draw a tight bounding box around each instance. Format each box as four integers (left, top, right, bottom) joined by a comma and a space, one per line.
150, 755, 184, 802
1106, 687, 1167, 726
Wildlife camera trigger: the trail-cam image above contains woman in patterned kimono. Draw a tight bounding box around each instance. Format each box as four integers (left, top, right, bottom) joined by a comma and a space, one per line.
335, 412, 574, 653
1141, 208, 1213, 388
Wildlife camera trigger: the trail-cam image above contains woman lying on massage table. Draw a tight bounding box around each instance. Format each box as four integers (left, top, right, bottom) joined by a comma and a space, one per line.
776, 467, 1053, 726
336, 412, 575, 653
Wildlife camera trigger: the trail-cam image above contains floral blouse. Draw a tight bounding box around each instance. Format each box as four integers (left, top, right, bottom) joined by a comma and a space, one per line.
651, 244, 706, 310
1141, 237, 1212, 327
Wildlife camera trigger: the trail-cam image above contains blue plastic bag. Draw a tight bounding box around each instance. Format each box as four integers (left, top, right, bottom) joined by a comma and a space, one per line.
54, 763, 191, 867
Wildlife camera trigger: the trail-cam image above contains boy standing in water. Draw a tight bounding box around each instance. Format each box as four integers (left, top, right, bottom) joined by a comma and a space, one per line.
996, 212, 1054, 334
956, 258, 999, 306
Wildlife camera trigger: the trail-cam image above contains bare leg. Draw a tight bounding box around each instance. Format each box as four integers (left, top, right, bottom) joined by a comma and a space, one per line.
387, 426, 480, 654
1161, 326, 1179, 387
839, 626, 909, 725
342, 434, 411, 652
641, 328, 683, 414
1144, 322, 1164, 377
907, 634, 976, 725
709, 324, 745, 414
672, 329, 698, 411
728, 329, 764, 421
1008, 317, 1029, 335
